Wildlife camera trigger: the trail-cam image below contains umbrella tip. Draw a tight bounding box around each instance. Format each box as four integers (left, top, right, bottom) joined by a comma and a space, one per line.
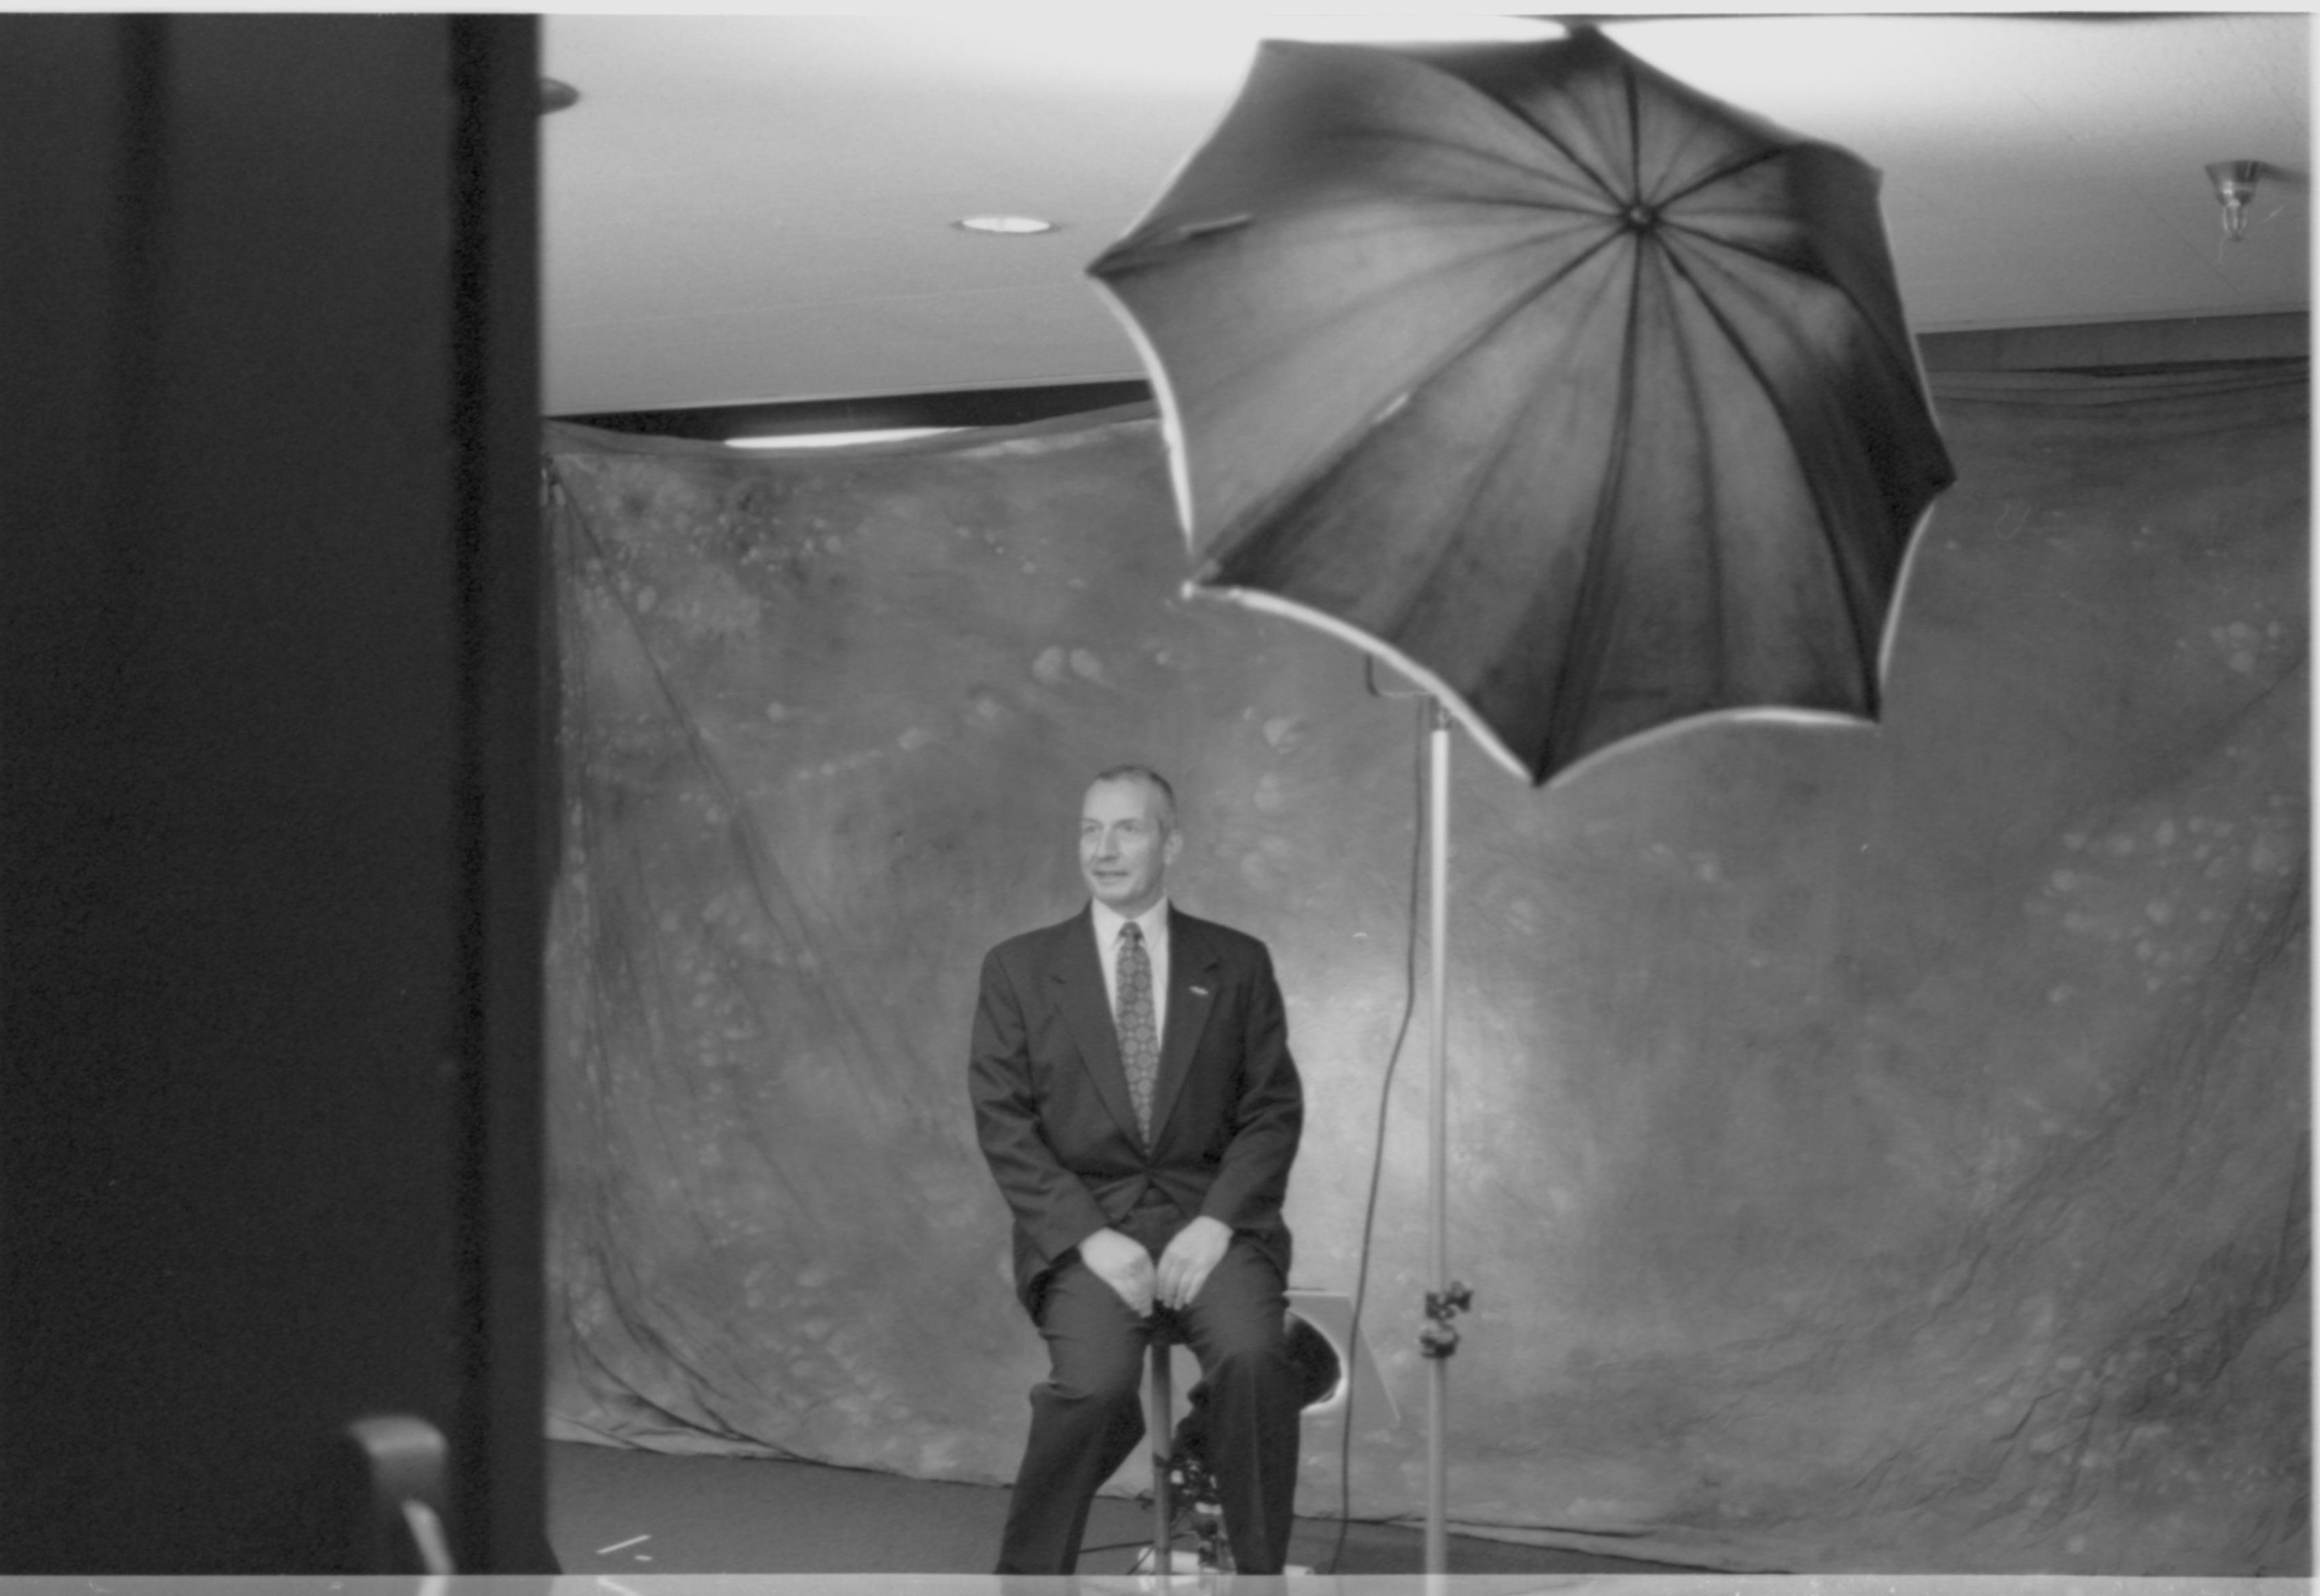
1549, 18, 1623, 54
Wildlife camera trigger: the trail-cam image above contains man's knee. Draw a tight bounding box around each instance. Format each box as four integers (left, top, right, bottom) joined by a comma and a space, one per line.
1208, 1337, 1293, 1393
1039, 1332, 1147, 1412
1033, 1261, 1153, 1408
1194, 1309, 1292, 1385
1045, 1348, 1145, 1410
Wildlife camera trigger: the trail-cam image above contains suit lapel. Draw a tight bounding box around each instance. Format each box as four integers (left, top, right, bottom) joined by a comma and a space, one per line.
1048, 908, 1142, 1145
1149, 913, 1220, 1144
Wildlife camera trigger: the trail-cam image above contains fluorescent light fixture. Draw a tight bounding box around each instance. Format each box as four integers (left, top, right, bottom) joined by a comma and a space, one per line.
727, 427, 963, 450
954, 214, 1059, 235
1257, 16, 1563, 45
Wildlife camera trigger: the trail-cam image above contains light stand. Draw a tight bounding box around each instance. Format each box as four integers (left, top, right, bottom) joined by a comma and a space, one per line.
1367, 666, 1475, 1579
1416, 697, 1473, 1577
1426, 697, 1453, 1575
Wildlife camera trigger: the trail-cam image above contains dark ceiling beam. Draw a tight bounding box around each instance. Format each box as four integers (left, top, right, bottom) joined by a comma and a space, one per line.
1916, 311, 2306, 373
561, 378, 1154, 442
560, 313, 2306, 442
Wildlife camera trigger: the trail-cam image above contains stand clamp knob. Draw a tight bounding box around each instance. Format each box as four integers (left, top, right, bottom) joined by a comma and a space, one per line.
1420, 1280, 1473, 1359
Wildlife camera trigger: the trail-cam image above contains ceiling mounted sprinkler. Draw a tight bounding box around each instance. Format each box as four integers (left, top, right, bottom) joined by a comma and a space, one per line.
2205, 160, 2263, 241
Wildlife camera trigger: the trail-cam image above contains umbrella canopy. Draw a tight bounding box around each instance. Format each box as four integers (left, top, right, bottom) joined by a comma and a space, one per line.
1088, 27, 1955, 785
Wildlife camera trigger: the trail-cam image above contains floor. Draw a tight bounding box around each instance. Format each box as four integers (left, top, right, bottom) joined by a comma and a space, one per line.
544, 1440, 1705, 1578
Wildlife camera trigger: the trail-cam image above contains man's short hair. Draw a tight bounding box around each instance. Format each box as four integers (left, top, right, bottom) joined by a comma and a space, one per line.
1090, 764, 1176, 829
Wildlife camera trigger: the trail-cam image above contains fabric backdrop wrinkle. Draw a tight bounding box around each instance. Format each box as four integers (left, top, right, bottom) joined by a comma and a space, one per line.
541, 366, 2306, 1574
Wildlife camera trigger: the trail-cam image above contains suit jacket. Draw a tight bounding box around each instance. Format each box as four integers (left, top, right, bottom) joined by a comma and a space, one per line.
969, 904, 1303, 1314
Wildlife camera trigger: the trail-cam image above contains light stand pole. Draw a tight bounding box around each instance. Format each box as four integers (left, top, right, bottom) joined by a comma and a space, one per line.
1418, 696, 1471, 1577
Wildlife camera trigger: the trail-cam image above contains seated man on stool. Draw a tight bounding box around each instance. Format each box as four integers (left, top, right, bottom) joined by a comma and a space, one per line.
969, 764, 1305, 1575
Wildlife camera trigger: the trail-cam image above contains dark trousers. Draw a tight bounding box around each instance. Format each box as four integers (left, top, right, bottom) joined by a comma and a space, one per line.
995, 1231, 1301, 1575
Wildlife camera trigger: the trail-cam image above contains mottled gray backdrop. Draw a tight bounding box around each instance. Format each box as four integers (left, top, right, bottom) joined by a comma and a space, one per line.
540, 365, 2306, 1574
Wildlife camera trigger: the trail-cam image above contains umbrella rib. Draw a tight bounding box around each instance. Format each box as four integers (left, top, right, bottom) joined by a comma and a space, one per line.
1379, 57, 1632, 214
1505, 122, 1625, 215
1406, 221, 1649, 626
1621, 232, 1721, 679
1657, 208, 1929, 411
1214, 213, 1635, 569
1357, 121, 1626, 215
1429, 28, 1750, 213
1567, 43, 1796, 213
1519, 228, 1653, 776
1364, 234, 1659, 771
1623, 56, 1645, 208
1652, 142, 1792, 213
1651, 236, 1884, 684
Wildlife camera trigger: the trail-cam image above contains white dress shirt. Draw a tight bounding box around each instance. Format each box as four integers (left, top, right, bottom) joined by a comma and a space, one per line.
1090, 896, 1170, 1045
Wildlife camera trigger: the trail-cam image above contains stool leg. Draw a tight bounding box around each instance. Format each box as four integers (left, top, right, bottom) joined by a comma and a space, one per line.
1148, 1338, 1172, 1575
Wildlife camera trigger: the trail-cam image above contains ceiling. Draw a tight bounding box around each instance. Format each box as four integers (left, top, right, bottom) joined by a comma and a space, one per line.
540, 10, 2312, 422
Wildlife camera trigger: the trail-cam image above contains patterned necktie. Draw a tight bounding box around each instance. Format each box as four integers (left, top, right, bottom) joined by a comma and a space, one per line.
1116, 922, 1159, 1142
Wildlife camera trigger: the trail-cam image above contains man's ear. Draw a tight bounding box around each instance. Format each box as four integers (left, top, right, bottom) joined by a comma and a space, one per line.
1163, 827, 1184, 867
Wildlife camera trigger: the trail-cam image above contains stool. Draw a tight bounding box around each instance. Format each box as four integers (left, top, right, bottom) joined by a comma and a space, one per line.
1139, 1307, 1351, 1576
1145, 1322, 1183, 1575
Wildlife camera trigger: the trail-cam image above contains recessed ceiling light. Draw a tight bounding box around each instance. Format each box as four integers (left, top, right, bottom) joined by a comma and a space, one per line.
954, 215, 1059, 237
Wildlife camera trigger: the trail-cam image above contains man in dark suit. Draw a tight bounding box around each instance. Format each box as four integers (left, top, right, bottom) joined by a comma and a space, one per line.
969, 764, 1305, 1575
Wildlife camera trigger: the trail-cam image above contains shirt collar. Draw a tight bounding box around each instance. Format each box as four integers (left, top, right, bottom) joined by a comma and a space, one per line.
1091, 895, 1169, 949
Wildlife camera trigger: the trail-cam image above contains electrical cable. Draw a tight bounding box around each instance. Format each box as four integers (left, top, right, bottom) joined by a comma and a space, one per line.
1321, 694, 1432, 1575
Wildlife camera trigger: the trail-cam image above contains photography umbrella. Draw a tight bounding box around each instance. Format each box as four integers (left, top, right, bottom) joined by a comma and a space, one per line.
1091, 25, 1953, 785
1087, 23, 1954, 1569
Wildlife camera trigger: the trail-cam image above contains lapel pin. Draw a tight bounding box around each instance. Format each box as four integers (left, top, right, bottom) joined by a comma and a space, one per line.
1191, 984, 1211, 998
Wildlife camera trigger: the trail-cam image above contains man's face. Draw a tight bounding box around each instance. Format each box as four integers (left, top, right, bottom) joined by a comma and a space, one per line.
1079, 777, 1180, 918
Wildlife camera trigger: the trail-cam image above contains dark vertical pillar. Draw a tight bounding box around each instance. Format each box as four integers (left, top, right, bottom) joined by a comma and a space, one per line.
0, 15, 546, 1572
448, 15, 555, 1578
